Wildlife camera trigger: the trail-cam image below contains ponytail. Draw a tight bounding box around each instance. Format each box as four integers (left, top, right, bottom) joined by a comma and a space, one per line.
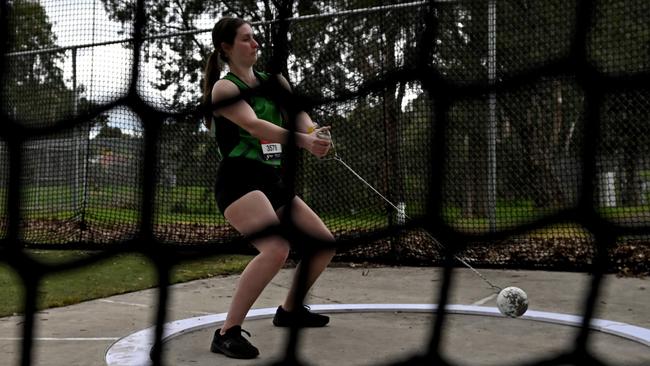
202, 17, 247, 128
202, 50, 222, 128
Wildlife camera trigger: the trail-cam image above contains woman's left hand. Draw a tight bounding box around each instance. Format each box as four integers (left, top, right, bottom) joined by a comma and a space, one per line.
300, 126, 331, 158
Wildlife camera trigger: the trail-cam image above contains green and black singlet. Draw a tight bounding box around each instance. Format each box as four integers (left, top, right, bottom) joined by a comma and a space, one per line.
213, 70, 285, 167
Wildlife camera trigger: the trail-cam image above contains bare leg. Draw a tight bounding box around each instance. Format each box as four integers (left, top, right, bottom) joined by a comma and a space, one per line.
277, 197, 336, 311
221, 191, 290, 334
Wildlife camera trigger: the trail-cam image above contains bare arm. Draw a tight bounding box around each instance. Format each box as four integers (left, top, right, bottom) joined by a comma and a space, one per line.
212, 79, 330, 157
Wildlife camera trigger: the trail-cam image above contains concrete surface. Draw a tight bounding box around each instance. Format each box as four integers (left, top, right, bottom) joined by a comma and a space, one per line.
0, 267, 648, 365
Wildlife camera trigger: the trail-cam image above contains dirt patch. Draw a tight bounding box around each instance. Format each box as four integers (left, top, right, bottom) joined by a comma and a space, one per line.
334, 232, 649, 277
16, 219, 649, 277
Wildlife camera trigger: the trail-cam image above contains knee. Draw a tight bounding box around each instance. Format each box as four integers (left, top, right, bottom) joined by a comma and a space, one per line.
260, 239, 290, 267
320, 234, 336, 257
321, 248, 337, 261
302, 247, 336, 262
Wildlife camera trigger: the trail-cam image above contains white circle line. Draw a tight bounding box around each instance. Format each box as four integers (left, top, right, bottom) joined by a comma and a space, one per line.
104, 304, 650, 366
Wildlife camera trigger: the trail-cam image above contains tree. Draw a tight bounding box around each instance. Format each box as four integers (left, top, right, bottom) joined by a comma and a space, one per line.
435, 1, 491, 218
591, 0, 650, 208
4, 0, 71, 126
436, 1, 593, 219
95, 125, 123, 139
601, 91, 650, 207
101, 0, 276, 110
4, 0, 104, 128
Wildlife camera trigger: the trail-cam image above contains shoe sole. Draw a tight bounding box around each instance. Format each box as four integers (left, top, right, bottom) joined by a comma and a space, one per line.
272, 319, 329, 327
210, 343, 259, 359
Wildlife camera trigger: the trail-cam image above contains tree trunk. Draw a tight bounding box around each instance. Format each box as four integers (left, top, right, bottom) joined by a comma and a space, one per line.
470, 122, 490, 217
620, 146, 642, 206
530, 90, 566, 208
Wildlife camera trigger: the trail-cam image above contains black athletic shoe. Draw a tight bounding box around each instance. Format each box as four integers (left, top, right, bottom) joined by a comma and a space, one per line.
272, 305, 329, 327
210, 326, 259, 359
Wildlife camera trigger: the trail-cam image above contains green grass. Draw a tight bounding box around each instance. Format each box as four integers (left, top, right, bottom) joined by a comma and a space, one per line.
6, 183, 650, 226
153, 212, 227, 225
156, 186, 216, 214
0, 250, 252, 317
4, 187, 649, 240
598, 205, 650, 220
84, 207, 141, 225
321, 210, 388, 230
442, 201, 593, 237
1, 185, 225, 226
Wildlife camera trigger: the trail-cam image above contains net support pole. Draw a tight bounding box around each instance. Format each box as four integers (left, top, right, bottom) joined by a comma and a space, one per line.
71, 46, 90, 225
487, 0, 497, 232
72, 48, 78, 116
72, 47, 81, 216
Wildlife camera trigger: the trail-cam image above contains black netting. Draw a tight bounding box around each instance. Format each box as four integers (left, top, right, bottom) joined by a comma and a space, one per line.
1, 0, 649, 365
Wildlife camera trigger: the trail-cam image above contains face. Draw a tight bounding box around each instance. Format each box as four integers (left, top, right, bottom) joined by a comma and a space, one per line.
223, 23, 259, 66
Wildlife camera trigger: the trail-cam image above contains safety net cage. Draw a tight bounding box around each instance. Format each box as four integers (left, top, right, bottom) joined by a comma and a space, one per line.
1, 0, 649, 365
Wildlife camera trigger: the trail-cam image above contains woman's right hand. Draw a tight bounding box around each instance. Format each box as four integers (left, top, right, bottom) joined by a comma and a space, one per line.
299, 126, 332, 158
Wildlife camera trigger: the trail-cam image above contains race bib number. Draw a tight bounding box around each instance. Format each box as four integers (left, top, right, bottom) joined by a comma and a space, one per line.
261, 141, 282, 160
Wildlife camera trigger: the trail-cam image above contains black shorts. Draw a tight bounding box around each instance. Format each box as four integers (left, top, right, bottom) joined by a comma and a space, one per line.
215, 157, 295, 213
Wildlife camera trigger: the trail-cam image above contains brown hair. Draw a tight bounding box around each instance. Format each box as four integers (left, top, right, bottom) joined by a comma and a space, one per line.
202, 17, 248, 127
